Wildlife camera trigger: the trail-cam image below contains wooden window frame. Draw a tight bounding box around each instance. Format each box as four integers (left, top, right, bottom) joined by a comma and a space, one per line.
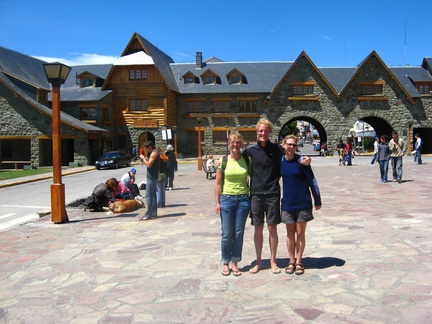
359, 81, 385, 96
212, 100, 231, 113
186, 100, 206, 113
129, 69, 147, 80
80, 107, 97, 121
417, 82, 431, 94
238, 98, 258, 112
291, 82, 316, 95
129, 98, 148, 111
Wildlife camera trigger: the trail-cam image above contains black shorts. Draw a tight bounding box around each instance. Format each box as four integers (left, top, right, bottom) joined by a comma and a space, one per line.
281, 209, 314, 224
250, 194, 281, 226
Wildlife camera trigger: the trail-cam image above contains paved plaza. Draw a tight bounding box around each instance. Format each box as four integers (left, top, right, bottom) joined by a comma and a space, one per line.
0, 156, 431, 323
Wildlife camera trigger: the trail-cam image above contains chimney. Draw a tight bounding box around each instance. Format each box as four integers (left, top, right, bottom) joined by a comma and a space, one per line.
196, 52, 203, 69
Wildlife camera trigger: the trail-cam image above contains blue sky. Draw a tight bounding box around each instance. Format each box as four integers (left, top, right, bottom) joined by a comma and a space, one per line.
1, 0, 431, 67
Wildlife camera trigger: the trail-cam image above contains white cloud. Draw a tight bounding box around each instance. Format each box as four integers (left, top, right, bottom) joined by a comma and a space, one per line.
323, 35, 332, 41
33, 53, 119, 66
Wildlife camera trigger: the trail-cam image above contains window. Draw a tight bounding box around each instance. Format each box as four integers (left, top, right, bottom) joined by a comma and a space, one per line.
361, 84, 383, 95
227, 69, 245, 85
129, 69, 147, 80
82, 78, 94, 87
130, 99, 147, 111
213, 100, 231, 113
81, 108, 96, 120
187, 101, 205, 113
240, 130, 257, 144
201, 69, 219, 85
293, 85, 314, 95
239, 99, 257, 112
417, 82, 431, 94
213, 131, 229, 143
183, 72, 199, 84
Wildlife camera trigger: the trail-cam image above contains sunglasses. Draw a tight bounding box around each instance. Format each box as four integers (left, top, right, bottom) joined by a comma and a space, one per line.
285, 143, 298, 147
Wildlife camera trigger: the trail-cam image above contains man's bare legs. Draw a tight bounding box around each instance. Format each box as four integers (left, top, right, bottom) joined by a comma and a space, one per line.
251, 223, 279, 272
268, 224, 279, 269
252, 224, 264, 271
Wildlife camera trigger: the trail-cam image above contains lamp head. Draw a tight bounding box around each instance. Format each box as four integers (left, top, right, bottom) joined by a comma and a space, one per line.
43, 63, 71, 87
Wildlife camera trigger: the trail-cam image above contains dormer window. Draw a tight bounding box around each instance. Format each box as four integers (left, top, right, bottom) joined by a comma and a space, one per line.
417, 82, 431, 94
201, 69, 219, 85
129, 69, 147, 80
76, 71, 104, 88
360, 82, 384, 95
183, 72, 199, 84
82, 78, 94, 87
226, 69, 245, 85
291, 82, 316, 95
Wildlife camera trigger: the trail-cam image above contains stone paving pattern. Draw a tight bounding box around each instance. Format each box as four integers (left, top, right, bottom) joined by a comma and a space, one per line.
0, 157, 431, 323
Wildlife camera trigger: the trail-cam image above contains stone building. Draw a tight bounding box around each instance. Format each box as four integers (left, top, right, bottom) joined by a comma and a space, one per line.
1, 33, 431, 168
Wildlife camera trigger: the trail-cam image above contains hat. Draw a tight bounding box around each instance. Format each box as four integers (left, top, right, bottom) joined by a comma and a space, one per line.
166, 144, 173, 151
130, 168, 137, 174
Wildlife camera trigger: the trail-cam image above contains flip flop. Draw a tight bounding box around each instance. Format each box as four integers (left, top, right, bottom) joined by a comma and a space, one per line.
221, 269, 231, 276
249, 265, 261, 274
272, 267, 281, 274
232, 270, 242, 276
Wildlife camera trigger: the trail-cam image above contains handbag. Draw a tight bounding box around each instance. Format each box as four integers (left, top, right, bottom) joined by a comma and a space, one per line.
158, 172, 167, 183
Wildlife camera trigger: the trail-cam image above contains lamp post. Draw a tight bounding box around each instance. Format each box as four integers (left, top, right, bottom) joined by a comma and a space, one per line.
172, 126, 178, 158
43, 62, 71, 224
196, 115, 203, 170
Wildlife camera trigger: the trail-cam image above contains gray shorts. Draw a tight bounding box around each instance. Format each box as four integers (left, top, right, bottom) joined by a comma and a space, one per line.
281, 209, 314, 224
250, 194, 281, 226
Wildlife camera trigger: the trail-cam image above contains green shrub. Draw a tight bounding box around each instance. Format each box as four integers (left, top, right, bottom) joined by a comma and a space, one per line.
363, 137, 374, 150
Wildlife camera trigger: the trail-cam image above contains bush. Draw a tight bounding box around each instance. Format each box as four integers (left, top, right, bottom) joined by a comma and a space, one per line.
363, 137, 374, 150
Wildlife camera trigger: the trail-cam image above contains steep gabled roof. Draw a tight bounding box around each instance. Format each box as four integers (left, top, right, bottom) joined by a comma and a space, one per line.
103, 32, 179, 92
390, 66, 432, 98
51, 87, 112, 102
266, 51, 339, 102
171, 61, 292, 94
339, 51, 415, 104
319, 67, 357, 94
0, 46, 107, 133
0, 74, 107, 133
0, 46, 49, 90
422, 57, 432, 71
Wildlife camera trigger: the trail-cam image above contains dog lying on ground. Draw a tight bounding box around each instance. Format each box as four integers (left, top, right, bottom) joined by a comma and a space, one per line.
109, 199, 145, 213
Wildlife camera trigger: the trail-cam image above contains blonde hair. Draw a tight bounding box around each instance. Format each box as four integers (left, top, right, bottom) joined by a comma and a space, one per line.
228, 131, 244, 146
283, 134, 298, 144
256, 118, 273, 131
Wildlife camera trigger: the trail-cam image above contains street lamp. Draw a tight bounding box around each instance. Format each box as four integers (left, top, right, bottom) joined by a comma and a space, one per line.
196, 115, 203, 170
43, 62, 71, 224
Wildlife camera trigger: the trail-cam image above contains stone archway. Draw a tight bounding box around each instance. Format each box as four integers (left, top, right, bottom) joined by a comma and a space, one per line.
138, 132, 156, 155
278, 116, 328, 147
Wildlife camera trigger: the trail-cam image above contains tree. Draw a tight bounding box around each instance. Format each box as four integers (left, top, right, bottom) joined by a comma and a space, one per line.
280, 121, 299, 140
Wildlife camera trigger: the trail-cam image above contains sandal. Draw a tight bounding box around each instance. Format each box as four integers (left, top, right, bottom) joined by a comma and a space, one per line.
232, 270, 242, 276
249, 264, 261, 274
221, 269, 231, 276
285, 263, 296, 274
295, 263, 305, 275
271, 267, 281, 274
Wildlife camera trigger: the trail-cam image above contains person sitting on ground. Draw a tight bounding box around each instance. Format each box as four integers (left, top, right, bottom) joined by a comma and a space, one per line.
120, 168, 143, 199
206, 155, 217, 172
87, 178, 118, 212
115, 181, 132, 200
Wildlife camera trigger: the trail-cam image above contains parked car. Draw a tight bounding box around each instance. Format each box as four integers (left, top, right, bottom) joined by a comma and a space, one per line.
95, 150, 131, 170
